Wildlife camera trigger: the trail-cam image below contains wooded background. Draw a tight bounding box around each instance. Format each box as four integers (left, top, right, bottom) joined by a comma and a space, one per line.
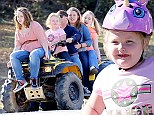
1, 0, 154, 25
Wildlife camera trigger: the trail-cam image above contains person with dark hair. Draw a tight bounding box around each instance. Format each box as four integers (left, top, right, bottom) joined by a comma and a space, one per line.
28, 10, 83, 112
57, 10, 83, 74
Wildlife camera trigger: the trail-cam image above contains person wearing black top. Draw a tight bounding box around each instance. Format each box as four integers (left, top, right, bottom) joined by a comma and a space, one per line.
57, 10, 83, 74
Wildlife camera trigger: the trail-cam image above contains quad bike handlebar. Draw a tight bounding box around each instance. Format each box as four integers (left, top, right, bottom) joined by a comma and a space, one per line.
51, 40, 67, 47
50, 40, 67, 55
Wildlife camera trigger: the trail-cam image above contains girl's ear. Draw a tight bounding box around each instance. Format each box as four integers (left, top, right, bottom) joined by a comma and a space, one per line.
143, 37, 150, 50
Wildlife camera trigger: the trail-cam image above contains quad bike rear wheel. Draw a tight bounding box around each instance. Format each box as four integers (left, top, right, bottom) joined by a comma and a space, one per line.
55, 72, 84, 110
1, 79, 29, 112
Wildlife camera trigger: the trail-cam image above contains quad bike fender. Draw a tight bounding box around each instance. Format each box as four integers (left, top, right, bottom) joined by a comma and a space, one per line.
54, 62, 82, 78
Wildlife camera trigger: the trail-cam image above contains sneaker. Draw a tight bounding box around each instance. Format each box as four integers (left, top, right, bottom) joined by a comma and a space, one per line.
84, 87, 91, 96
90, 66, 98, 75
13, 80, 28, 93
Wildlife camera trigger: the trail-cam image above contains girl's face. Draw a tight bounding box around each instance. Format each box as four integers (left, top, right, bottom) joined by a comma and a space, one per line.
50, 16, 60, 29
83, 14, 93, 27
104, 30, 148, 69
16, 11, 25, 25
68, 11, 79, 25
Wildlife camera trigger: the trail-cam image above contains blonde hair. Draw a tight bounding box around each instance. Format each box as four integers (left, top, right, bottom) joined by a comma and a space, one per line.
102, 29, 148, 59
14, 7, 33, 30
46, 13, 61, 28
82, 10, 102, 35
67, 7, 83, 29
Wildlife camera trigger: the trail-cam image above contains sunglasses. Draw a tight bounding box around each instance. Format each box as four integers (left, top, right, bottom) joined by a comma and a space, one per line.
59, 14, 68, 18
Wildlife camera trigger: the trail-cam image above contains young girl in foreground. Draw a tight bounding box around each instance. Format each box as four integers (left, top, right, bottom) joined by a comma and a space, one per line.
82, 0, 154, 114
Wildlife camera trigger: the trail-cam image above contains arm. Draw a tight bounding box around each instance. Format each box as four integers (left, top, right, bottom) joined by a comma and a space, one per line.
32, 22, 49, 59
13, 45, 21, 52
66, 26, 81, 43
13, 32, 22, 51
75, 24, 92, 49
71, 27, 81, 42
7, 32, 21, 68
81, 92, 105, 115
93, 38, 101, 63
81, 24, 92, 47
82, 68, 106, 115
60, 34, 66, 41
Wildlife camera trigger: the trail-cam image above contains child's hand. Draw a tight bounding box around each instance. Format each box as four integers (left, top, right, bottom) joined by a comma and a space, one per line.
66, 38, 73, 43
44, 52, 49, 60
7, 61, 11, 68
75, 43, 81, 49
98, 59, 101, 64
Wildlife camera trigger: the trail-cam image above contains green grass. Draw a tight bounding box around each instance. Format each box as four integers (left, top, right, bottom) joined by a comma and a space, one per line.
150, 32, 154, 45
0, 102, 3, 109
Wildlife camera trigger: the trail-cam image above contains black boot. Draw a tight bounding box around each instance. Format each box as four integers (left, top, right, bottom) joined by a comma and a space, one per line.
30, 78, 38, 87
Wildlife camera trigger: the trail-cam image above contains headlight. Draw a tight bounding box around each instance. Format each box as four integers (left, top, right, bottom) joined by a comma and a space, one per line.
44, 66, 53, 72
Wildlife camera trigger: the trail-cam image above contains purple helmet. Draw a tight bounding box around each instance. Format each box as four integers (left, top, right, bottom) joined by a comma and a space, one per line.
102, 0, 153, 34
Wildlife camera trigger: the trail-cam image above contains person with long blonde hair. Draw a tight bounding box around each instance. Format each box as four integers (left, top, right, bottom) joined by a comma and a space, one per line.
45, 13, 71, 61
82, 10, 101, 64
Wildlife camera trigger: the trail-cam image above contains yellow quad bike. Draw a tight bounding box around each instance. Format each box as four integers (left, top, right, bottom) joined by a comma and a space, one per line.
1, 41, 85, 113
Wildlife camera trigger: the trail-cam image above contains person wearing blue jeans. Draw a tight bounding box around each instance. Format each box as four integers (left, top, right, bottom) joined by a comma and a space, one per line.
27, 9, 83, 112
67, 7, 94, 94
7, 7, 49, 93
10, 48, 45, 91
78, 51, 91, 91
57, 10, 83, 74
76, 23, 92, 92
70, 53, 83, 74
11, 48, 45, 80
88, 50, 99, 74
55, 51, 71, 61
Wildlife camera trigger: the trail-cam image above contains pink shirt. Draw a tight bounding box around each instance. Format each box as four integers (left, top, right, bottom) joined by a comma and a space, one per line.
15, 21, 47, 52
93, 56, 154, 114
45, 27, 67, 55
87, 27, 98, 51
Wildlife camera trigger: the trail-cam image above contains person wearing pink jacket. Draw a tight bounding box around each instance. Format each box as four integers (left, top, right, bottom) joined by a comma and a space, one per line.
7, 7, 49, 93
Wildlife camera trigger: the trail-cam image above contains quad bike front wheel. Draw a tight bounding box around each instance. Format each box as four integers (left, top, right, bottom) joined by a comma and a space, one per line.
1, 79, 29, 112
55, 72, 84, 110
